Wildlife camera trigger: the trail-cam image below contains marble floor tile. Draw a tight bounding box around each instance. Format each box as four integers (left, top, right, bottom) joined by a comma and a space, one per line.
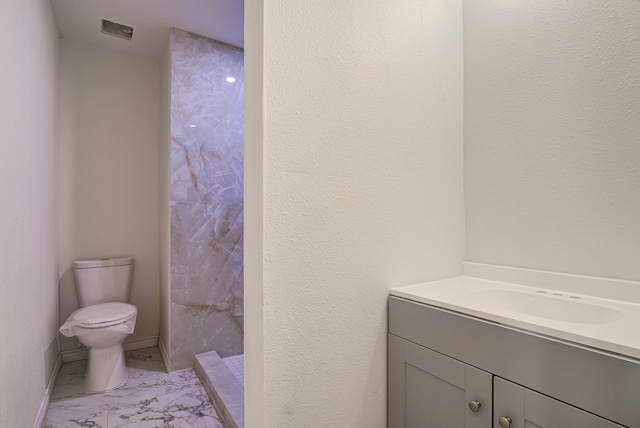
44, 347, 224, 428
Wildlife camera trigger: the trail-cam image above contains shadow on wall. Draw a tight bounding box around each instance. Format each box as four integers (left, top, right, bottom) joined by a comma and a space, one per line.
58, 268, 80, 352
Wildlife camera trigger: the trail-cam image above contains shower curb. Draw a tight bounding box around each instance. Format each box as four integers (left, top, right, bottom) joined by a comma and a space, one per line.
194, 351, 243, 428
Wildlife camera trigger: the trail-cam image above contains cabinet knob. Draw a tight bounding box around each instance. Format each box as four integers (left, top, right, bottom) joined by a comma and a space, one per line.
468, 400, 481, 412
498, 416, 512, 428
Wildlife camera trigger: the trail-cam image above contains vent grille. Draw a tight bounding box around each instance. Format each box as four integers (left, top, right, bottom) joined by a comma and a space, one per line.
101, 19, 133, 41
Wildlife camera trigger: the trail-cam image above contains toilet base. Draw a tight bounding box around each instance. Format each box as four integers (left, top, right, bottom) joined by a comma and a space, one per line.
85, 342, 129, 392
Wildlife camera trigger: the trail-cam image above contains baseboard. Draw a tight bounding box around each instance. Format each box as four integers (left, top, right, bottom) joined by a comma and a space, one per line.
61, 336, 159, 363
33, 352, 62, 428
124, 336, 159, 352
158, 335, 171, 373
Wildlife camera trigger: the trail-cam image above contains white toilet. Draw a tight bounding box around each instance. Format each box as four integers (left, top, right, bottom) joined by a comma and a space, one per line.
59, 257, 137, 392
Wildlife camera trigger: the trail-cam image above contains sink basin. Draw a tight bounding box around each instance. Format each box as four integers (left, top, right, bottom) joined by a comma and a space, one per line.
466, 289, 625, 325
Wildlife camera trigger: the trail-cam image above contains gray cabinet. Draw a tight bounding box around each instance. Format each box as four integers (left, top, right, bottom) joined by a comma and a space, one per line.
388, 334, 492, 428
389, 297, 633, 428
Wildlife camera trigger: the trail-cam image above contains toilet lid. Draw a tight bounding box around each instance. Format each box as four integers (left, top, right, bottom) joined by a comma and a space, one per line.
73, 302, 137, 328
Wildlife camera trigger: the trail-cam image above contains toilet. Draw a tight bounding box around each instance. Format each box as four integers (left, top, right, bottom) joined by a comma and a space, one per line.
59, 257, 137, 392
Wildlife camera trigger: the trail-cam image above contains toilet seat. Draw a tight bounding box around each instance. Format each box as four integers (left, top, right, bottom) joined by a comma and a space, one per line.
72, 302, 137, 329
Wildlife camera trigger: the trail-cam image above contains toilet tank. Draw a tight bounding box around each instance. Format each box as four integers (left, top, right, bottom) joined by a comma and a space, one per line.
73, 257, 133, 307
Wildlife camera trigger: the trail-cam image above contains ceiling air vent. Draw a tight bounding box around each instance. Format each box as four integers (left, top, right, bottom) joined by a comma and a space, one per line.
101, 19, 133, 41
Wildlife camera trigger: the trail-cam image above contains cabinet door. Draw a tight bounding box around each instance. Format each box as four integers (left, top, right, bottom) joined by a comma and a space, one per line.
389, 334, 492, 428
493, 377, 626, 428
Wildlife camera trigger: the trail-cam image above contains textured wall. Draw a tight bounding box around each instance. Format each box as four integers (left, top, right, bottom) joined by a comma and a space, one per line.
464, 0, 640, 281
0, 1, 60, 425
169, 30, 244, 370
245, 0, 464, 426
58, 40, 161, 351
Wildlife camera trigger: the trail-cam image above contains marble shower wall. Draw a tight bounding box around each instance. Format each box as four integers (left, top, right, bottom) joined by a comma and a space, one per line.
170, 29, 244, 371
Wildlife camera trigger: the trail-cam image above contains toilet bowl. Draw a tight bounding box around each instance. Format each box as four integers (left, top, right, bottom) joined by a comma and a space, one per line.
59, 258, 137, 392
68, 302, 137, 391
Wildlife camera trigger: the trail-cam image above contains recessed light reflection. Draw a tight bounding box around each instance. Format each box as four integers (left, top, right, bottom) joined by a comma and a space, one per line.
188, 124, 197, 128
226, 77, 236, 83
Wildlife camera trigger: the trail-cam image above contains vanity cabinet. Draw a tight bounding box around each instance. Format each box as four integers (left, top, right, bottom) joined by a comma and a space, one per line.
388, 296, 636, 428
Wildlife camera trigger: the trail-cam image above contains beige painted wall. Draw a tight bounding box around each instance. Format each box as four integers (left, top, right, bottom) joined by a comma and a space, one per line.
0, 1, 60, 426
58, 39, 161, 352
159, 34, 172, 368
245, 1, 465, 426
464, 0, 640, 282
244, 0, 264, 424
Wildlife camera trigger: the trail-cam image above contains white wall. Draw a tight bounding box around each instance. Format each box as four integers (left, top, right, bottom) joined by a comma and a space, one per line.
59, 40, 161, 351
464, 0, 640, 281
0, 1, 60, 426
245, 1, 464, 426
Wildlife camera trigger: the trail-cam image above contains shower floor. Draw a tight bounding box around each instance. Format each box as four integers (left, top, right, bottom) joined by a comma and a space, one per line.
223, 354, 244, 384
194, 351, 244, 428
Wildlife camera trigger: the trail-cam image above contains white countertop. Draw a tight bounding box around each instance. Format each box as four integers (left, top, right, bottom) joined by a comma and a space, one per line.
390, 272, 640, 360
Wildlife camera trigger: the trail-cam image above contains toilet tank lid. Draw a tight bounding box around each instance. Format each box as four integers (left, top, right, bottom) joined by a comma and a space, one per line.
73, 257, 133, 269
